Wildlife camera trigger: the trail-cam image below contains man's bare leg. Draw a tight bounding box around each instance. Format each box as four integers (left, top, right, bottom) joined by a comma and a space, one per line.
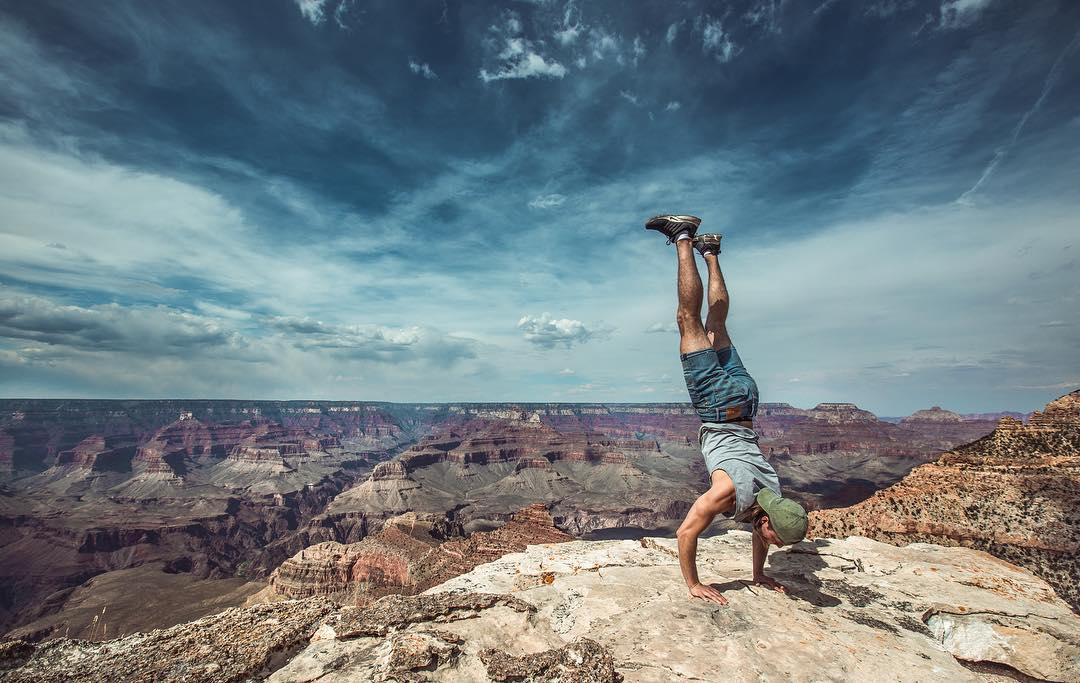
702, 252, 732, 350
676, 240, 711, 355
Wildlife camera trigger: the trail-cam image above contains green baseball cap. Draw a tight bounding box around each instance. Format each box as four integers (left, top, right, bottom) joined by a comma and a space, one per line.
756, 489, 808, 544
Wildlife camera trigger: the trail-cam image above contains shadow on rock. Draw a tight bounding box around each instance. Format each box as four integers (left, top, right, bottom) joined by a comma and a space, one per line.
764, 539, 843, 608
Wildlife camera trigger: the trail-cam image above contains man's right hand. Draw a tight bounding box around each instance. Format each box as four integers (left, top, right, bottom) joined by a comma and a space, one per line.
688, 582, 728, 605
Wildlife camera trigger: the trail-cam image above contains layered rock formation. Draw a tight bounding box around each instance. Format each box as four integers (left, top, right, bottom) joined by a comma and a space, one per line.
806, 402, 878, 423
262, 504, 572, 605
902, 406, 963, 423
52, 435, 134, 473
0, 398, 1008, 646
811, 390, 1080, 610
6, 534, 1077, 682
0, 413, 387, 640
323, 418, 695, 538
0, 429, 15, 475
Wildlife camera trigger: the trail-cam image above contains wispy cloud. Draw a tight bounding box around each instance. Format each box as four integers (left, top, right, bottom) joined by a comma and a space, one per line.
268, 316, 477, 364
699, 16, 739, 62
1014, 381, 1079, 391
528, 193, 565, 209
938, 0, 995, 29
664, 101, 682, 112
479, 11, 567, 82
744, 0, 785, 35
631, 36, 646, 66
295, 0, 331, 25
553, 0, 582, 45
645, 322, 678, 334
408, 59, 437, 80
958, 29, 1080, 204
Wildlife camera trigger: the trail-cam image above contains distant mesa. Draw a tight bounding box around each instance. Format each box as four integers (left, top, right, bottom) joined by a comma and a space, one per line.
757, 402, 809, 417
901, 406, 963, 423
806, 402, 878, 423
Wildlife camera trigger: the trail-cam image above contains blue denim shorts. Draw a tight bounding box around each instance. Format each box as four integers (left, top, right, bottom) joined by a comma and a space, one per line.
680, 346, 759, 423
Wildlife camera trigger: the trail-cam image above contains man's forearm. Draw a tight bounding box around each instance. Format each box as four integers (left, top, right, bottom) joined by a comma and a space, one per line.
752, 527, 767, 578
678, 531, 702, 587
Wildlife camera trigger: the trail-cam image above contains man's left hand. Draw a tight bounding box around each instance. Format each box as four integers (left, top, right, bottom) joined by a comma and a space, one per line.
751, 574, 788, 593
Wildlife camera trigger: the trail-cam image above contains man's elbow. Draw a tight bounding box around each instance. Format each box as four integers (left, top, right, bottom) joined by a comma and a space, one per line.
676, 511, 707, 540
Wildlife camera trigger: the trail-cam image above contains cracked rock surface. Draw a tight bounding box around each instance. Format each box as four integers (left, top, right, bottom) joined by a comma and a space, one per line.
428, 534, 1079, 682
4, 535, 1078, 682
0, 598, 335, 682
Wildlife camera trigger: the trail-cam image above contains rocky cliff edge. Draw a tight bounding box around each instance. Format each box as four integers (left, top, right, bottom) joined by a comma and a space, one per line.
3, 533, 1078, 682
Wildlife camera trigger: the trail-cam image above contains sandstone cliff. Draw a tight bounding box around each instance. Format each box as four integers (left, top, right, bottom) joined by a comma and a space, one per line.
811, 389, 1080, 610
261, 504, 572, 605
4, 534, 1077, 682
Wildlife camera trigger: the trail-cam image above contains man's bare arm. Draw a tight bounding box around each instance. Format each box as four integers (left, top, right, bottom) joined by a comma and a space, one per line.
752, 524, 787, 593
676, 473, 735, 605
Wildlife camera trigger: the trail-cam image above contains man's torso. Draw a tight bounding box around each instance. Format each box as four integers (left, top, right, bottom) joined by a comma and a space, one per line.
698, 421, 781, 519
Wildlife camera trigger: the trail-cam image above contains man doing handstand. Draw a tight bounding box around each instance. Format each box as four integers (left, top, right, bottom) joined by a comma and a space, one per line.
646, 214, 808, 606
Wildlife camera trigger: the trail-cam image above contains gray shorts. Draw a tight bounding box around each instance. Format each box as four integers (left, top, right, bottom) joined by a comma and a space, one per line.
699, 422, 781, 520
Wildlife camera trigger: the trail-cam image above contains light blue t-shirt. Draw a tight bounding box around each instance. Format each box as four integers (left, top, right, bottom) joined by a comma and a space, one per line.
698, 422, 781, 520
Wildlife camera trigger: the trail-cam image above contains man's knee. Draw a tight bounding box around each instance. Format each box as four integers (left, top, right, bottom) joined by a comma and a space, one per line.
675, 307, 701, 331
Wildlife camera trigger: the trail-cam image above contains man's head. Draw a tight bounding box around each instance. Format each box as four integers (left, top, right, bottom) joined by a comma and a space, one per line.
754, 489, 808, 546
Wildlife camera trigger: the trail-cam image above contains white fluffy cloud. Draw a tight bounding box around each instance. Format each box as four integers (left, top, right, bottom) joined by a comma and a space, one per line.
517, 313, 592, 349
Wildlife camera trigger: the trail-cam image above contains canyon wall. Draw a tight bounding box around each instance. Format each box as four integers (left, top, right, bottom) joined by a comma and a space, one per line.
811, 389, 1080, 610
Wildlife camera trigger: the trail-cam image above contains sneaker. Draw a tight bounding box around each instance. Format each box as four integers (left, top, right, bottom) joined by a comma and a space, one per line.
692, 233, 722, 256
645, 214, 701, 243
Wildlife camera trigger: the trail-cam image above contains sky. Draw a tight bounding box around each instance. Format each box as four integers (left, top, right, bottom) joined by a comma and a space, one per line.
0, 0, 1077, 415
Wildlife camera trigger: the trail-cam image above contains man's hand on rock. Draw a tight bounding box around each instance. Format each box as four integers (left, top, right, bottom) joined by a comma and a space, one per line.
688, 582, 728, 605
752, 574, 788, 593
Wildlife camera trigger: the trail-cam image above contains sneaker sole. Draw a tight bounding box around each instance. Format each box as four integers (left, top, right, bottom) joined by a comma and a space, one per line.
645, 215, 702, 243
